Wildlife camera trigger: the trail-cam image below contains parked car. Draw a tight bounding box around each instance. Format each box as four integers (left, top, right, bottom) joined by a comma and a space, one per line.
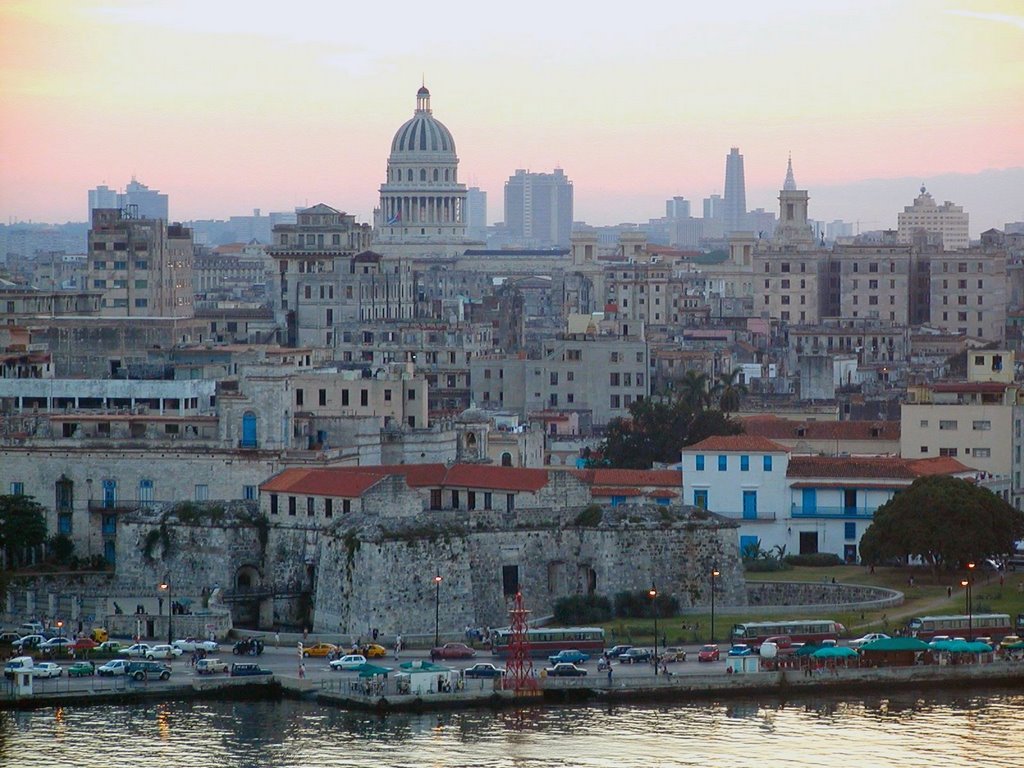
147, 644, 183, 660
360, 643, 388, 659
661, 647, 688, 662
196, 658, 230, 675
97, 659, 131, 676
173, 638, 219, 653
329, 654, 367, 671
463, 663, 506, 678
697, 644, 720, 662
548, 649, 591, 665
119, 643, 152, 658
96, 641, 124, 654
13, 634, 45, 651
760, 635, 798, 654
618, 648, 651, 664
30, 662, 63, 678
430, 642, 476, 661
3, 656, 34, 679
232, 637, 265, 656
998, 635, 1022, 651
605, 645, 633, 658
127, 660, 171, 681
545, 662, 587, 677
230, 662, 272, 677
849, 633, 891, 649
19, 622, 44, 636
68, 661, 96, 678
0, 630, 23, 645
301, 642, 339, 658
728, 644, 753, 657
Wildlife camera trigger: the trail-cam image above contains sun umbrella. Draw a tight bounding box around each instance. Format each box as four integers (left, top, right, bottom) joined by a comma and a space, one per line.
354, 663, 394, 677
811, 646, 858, 659
859, 637, 929, 652
70, 637, 98, 650
964, 641, 993, 654
1003, 640, 1024, 650
794, 644, 822, 657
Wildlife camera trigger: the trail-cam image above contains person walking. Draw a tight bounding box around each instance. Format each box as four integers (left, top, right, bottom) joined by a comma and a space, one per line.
275, 631, 280, 648
299, 663, 306, 679
607, 666, 613, 685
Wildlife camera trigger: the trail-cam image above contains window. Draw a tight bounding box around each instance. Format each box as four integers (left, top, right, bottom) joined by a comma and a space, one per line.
343, 500, 351, 514
407, 389, 416, 400
288, 496, 297, 516
938, 420, 957, 431
718, 455, 727, 471
296, 389, 304, 406
506, 493, 515, 512
325, 498, 333, 518
361, 389, 368, 407
484, 492, 492, 510
319, 389, 327, 407
763, 455, 773, 471
919, 420, 929, 428
972, 420, 991, 431
740, 455, 749, 472
695, 455, 705, 471
270, 494, 279, 515
939, 448, 958, 457
243, 485, 257, 500
194, 484, 209, 501
920, 446, 928, 453
973, 447, 991, 458
844, 522, 856, 540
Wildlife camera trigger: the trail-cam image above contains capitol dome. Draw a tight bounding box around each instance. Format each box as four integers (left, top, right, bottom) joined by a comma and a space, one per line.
389, 87, 456, 157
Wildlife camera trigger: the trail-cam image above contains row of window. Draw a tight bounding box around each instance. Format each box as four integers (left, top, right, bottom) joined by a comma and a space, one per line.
919, 446, 991, 458
296, 387, 413, 407
924, 420, 991, 431
269, 494, 351, 517
695, 455, 773, 472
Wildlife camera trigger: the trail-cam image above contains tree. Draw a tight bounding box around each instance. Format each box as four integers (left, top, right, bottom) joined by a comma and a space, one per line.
597, 398, 743, 468
713, 368, 748, 413
0, 494, 48, 569
676, 370, 711, 411
859, 476, 1024, 576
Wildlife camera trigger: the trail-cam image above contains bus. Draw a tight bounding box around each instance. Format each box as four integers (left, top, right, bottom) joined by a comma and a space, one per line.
907, 614, 1012, 641
490, 627, 606, 658
730, 620, 844, 647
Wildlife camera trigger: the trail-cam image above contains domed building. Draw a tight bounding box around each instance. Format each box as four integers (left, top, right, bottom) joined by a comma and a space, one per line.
373, 87, 475, 258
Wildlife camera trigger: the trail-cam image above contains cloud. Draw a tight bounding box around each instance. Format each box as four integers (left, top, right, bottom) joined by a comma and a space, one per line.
943, 9, 1024, 30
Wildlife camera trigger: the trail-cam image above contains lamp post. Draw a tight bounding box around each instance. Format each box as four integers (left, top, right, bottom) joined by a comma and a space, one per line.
710, 566, 720, 644
648, 583, 658, 673
56, 620, 63, 639
433, 575, 442, 648
160, 581, 172, 645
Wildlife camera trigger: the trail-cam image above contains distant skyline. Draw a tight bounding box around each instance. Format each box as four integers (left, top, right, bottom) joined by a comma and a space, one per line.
1, 1, 1022, 233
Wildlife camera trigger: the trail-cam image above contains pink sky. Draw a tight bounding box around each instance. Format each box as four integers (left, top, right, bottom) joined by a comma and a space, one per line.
1, 1, 1022, 230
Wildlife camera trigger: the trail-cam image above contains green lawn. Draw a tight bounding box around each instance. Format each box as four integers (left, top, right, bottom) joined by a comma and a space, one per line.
597, 565, 1024, 646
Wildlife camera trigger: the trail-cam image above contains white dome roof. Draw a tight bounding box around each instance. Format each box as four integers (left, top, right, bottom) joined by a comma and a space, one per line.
389, 87, 456, 158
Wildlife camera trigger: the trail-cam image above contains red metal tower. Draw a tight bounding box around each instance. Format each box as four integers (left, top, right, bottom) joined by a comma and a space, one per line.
504, 591, 538, 693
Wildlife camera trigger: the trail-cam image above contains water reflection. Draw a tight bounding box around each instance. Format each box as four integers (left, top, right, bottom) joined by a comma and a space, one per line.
1, 692, 1021, 767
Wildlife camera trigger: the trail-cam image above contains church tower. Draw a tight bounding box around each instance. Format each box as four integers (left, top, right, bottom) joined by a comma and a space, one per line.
773, 155, 814, 246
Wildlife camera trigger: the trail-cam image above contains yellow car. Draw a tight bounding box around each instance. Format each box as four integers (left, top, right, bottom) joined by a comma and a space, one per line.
302, 642, 338, 658
361, 643, 387, 659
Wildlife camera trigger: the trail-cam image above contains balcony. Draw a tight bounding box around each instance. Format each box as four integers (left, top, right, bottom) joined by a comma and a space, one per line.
790, 504, 875, 519
713, 510, 777, 522
88, 499, 141, 513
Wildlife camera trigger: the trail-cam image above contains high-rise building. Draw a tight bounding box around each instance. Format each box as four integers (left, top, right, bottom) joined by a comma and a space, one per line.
373, 87, 468, 258
87, 185, 118, 220
666, 197, 691, 219
503, 168, 574, 247
87, 179, 169, 221
87, 208, 193, 317
723, 147, 747, 234
702, 194, 724, 239
897, 186, 969, 251
466, 187, 487, 241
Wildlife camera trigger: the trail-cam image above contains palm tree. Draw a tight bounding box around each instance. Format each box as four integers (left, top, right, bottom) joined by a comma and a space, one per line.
714, 368, 748, 413
676, 369, 711, 411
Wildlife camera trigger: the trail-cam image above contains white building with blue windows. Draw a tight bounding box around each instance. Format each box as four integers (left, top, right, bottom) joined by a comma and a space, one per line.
682, 435, 975, 562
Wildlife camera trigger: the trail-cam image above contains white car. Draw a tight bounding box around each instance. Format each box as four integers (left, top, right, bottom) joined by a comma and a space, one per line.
12, 634, 45, 650
329, 654, 367, 671
196, 658, 229, 675
147, 644, 183, 660
97, 659, 130, 676
173, 638, 219, 653
119, 643, 152, 658
39, 637, 73, 651
849, 632, 891, 648
30, 662, 63, 678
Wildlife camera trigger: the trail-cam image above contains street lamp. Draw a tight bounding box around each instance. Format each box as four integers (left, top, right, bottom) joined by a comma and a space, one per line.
710, 566, 720, 644
433, 575, 442, 648
56, 620, 64, 639
160, 581, 172, 645
961, 578, 973, 641
648, 583, 658, 673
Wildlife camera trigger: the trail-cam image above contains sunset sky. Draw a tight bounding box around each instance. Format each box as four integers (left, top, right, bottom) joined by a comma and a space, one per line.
1, 0, 1022, 231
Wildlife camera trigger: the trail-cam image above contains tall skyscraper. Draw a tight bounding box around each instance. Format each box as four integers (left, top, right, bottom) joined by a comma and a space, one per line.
503, 168, 574, 247
87, 185, 118, 220
466, 187, 487, 241
723, 147, 747, 234
87, 178, 169, 221
702, 194, 724, 239
897, 186, 969, 250
666, 197, 691, 219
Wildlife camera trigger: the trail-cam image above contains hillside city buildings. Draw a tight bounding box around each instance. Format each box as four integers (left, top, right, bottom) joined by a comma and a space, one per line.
2, 84, 1023, 632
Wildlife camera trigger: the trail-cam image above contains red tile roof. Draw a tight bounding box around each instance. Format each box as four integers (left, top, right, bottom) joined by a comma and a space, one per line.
571, 469, 680, 487
930, 381, 1010, 394
686, 435, 787, 453
740, 415, 900, 442
589, 487, 644, 497
259, 468, 387, 497
787, 455, 972, 480
442, 465, 550, 492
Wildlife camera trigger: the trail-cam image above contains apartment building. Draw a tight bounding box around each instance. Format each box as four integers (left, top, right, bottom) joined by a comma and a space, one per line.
929, 248, 1007, 341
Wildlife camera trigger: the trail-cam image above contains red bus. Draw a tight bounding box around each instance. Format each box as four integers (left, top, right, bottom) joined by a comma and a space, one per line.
908, 614, 1012, 641
490, 627, 605, 658
730, 620, 844, 647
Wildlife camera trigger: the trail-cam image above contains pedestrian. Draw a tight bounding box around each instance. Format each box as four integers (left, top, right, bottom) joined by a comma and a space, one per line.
947, 585, 953, 598
394, 643, 400, 662
303, 627, 308, 643
299, 663, 306, 679
396, 634, 403, 652
275, 631, 280, 648
607, 666, 613, 684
